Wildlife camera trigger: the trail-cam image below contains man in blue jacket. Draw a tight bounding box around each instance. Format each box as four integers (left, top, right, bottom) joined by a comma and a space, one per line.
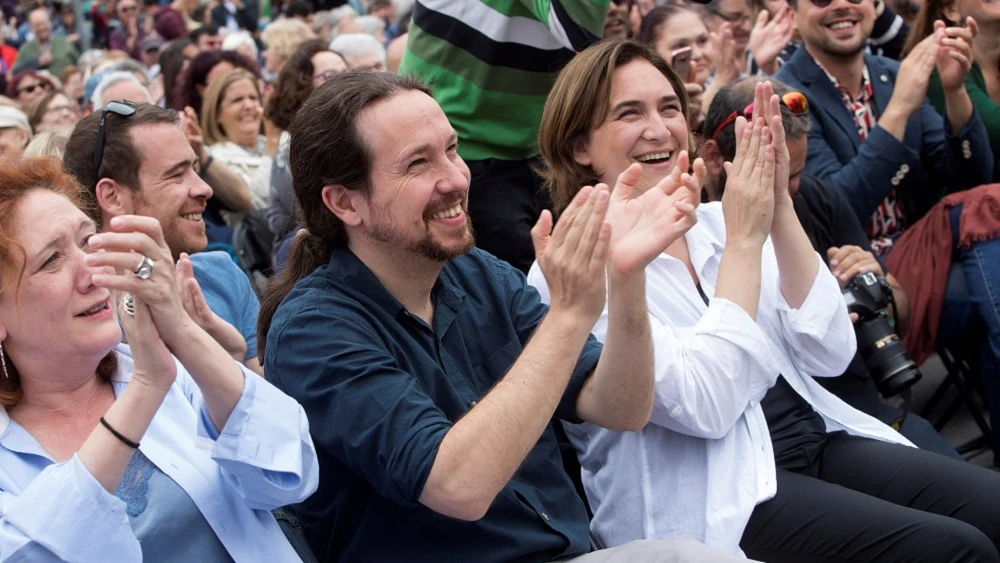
776, 0, 1000, 467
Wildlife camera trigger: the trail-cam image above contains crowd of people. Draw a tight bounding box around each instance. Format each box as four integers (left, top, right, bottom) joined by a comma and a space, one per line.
0, 0, 1000, 561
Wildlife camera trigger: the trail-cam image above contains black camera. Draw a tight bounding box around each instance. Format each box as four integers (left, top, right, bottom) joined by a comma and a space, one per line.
841, 272, 922, 398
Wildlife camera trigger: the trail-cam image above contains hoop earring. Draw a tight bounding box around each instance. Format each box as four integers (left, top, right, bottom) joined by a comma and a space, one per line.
0, 340, 8, 380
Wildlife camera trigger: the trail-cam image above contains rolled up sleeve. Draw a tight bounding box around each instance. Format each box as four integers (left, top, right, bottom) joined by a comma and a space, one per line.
643, 298, 780, 439
201, 366, 320, 510
775, 255, 857, 378
0, 455, 140, 562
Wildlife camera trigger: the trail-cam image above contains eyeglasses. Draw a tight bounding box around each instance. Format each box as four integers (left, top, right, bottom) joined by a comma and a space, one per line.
809, 0, 864, 7
712, 9, 750, 24
17, 82, 50, 96
92, 100, 137, 182
119, 5, 137, 12
313, 69, 343, 83
710, 90, 809, 142
45, 103, 78, 115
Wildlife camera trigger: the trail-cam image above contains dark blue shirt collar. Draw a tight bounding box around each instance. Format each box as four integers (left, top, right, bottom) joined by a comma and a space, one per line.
326, 246, 466, 333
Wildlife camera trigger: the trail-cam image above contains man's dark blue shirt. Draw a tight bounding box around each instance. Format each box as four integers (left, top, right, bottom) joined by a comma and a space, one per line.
264, 247, 602, 562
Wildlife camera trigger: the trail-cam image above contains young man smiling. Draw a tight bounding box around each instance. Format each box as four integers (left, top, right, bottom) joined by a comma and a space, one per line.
777, 0, 1000, 463
63, 103, 263, 376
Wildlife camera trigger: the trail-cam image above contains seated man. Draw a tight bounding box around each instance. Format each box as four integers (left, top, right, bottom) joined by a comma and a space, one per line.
63, 102, 263, 375
776, 0, 1000, 464
258, 71, 745, 562
702, 76, 959, 459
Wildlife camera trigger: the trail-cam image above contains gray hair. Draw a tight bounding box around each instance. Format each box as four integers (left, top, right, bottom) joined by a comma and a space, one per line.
91, 71, 154, 108
311, 10, 330, 33
330, 33, 386, 67
111, 58, 150, 79
222, 31, 259, 59
328, 5, 359, 41
353, 15, 386, 37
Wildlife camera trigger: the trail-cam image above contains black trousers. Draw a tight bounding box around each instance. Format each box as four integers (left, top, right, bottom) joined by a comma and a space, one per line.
465, 158, 551, 274
740, 434, 1000, 562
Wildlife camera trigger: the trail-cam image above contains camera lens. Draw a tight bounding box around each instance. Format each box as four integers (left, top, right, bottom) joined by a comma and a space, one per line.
855, 315, 922, 398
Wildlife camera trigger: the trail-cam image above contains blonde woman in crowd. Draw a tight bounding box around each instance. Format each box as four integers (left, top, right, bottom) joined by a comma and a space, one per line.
260, 18, 316, 81
23, 130, 69, 159
201, 68, 275, 220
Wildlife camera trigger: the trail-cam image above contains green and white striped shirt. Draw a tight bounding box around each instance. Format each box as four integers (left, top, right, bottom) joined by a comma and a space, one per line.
400, 0, 610, 162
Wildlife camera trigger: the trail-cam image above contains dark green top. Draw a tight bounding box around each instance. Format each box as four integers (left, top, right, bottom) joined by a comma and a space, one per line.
928, 61, 1000, 182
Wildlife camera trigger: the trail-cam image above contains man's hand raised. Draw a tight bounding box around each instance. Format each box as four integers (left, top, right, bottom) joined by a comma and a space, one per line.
531, 185, 611, 324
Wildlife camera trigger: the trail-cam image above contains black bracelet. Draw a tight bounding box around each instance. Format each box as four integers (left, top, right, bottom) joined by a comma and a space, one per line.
100, 417, 140, 449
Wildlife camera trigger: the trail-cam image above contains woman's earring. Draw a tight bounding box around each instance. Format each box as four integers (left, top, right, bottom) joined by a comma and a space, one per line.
0, 340, 9, 380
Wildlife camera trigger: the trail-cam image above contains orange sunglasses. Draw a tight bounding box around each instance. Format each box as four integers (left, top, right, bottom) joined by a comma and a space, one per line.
710, 90, 809, 142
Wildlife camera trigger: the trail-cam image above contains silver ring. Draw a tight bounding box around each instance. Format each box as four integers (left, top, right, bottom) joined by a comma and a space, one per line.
132, 255, 154, 280
123, 293, 135, 316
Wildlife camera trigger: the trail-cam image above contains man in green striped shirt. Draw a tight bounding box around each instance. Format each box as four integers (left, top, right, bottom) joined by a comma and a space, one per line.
399, 0, 611, 273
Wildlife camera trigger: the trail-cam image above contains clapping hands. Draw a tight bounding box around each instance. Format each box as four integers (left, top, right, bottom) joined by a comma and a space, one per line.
748, 7, 796, 75
532, 153, 706, 322
934, 18, 976, 92
722, 84, 781, 246
605, 152, 704, 277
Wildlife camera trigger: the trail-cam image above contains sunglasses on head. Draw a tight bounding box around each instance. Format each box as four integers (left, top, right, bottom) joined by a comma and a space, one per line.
92, 100, 137, 183
710, 90, 809, 142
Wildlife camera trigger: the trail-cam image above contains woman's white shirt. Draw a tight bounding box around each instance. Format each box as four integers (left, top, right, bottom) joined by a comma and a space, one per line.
208, 137, 273, 225
526, 202, 913, 556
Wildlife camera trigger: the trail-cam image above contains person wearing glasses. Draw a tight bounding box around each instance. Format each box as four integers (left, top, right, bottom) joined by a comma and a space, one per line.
25, 89, 81, 134
6, 70, 54, 111
108, 0, 150, 60
263, 39, 347, 260
0, 157, 318, 562
776, 0, 1000, 467
702, 76, 962, 461
533, 40, 1000, 561
704, 0, 753, 75
329, 33, 387, 72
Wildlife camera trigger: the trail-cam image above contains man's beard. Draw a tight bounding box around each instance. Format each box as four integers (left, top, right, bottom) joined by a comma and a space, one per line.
368, 207, 476, 262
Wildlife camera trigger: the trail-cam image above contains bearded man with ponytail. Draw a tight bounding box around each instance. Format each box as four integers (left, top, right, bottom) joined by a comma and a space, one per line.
257, 70, 745, 562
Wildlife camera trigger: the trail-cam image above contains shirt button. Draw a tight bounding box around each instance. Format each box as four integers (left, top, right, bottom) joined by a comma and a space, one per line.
470, 401, 478, 407
900, 164, 910, 173
894, 170, 904, 180
890, 176, 900, 186
541, 512, 550, 521
670, 406, 682, 418
880, 74, 889, 83
962, 140, 971, 149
